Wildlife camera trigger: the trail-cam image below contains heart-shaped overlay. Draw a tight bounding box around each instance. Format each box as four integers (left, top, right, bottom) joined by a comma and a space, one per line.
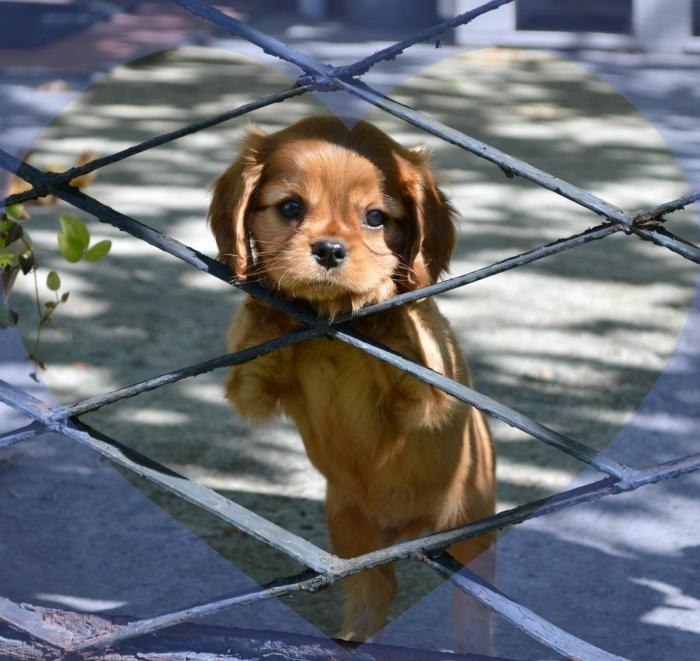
1, 3, 699, 659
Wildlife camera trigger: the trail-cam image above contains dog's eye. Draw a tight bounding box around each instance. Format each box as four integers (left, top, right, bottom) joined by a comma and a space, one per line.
364, 209, 387, 228
277, 199, 304, 221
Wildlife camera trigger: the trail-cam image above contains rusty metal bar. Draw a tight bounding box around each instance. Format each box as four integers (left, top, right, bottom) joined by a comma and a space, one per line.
0, 597, 69, 651
72, 569, 327, 653
0, 148, 630, 480
333, 0, 516, 78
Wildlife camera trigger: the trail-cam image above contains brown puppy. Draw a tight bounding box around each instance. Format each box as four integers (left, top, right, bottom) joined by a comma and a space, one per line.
209, 116, 495, 648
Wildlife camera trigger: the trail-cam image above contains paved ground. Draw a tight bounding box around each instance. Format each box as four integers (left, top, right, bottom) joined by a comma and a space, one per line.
1, 6, 700, 659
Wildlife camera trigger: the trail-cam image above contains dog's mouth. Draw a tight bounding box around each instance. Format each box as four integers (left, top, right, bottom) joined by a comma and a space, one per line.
275, 271, 359, 301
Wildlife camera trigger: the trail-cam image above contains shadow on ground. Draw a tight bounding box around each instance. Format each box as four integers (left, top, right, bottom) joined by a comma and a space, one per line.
5, 46, 699, 643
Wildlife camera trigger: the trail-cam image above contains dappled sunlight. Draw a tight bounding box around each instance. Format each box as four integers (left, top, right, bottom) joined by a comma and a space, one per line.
11, 45, 697, 507
633, 578, 700, 635
34, 593, 127, 613
5, 43, 698, 641
114, 407, 190, 426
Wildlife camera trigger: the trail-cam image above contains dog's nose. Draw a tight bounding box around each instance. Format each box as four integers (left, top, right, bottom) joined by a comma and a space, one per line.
311, 240, 348, 270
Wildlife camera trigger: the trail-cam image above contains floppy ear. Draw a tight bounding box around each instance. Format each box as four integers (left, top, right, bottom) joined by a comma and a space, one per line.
395, 147, 457, 290
208, 129, 267, 280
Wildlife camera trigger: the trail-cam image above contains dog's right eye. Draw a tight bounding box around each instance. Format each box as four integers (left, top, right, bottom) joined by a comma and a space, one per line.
277, 199, 304, 221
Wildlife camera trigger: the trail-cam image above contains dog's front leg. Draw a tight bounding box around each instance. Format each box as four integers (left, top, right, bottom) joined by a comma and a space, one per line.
224, 298, 294, 424
326, 485, 398, 642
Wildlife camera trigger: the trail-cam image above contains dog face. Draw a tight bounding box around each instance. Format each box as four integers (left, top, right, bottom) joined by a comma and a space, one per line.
209, 116, 456, 314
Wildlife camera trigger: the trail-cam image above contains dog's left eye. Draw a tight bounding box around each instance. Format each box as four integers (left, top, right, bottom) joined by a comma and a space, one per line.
364, 209, 387, 228
277, 199, 304, 221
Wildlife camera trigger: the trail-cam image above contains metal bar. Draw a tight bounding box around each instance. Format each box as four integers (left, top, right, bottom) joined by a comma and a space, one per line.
421, 552, 629, 661
334, 450, 700, 577
164, 0, 700, 264
632, 224, 700, 262
65, 449, 700, 650
49, 222, 620, 421
50, 326, 322, 420
633, 189, 700, 224
72, 419, 340, 573
333, 78, 700, 264
72, 570, 327, 652
0, 157, 654, 478
173, 0, 334, 79
340, 222, 621, 324
0, 420, 45, 448
1, 86, 308, 207
0, 597, 70, 651
336, 0, 516, 78
0, 380, 338, 573
0, 148, 328, 328
334, 326, 631, 479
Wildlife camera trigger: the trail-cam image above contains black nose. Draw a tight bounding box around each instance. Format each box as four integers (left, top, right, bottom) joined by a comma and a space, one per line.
311, 240, 348, 270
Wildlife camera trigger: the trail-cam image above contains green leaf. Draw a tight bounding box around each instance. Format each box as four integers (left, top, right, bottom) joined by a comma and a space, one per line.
0, 253, 16, 269
60, 291, 70, 303
83, 239, 111, 262
46, 270, 61, 291
58, 213, 90, 253
5, 203, 25, 220
57, 232, 83, 263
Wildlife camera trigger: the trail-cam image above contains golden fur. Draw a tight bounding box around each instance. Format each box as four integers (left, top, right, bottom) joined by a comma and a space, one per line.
209, 116, 495, 648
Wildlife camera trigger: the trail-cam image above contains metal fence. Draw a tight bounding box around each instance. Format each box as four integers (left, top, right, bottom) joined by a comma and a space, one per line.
1, 0, 699, 658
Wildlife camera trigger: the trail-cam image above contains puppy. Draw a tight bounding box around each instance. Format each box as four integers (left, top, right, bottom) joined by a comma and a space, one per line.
209, 116, 496, 649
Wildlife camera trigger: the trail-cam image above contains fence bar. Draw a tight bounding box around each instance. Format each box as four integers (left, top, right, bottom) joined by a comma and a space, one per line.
0, 152, 633, 474
634, 189, 700, 224
333, 327, 630, 478
72, 418, 340, 573
632, 224, 700, 262
70, 479, 618, 650
1, 2, 699, 656
0, 148, 328, 328
1, 86, 309, 208
0, 597, 70, 651
343, 222, 622, 323
335, 79, 700, 264
51, 222, 620, 420
50, 326, 322, 421
72, 569, 326, 652
337, 449, 700, 576
167, 0, 700, 264
421, 552, 629, 661
67, 447, 700, 650
334, 0, 516, 78
0, 420, 44, 448
0, 380, 338, 573
173, 0, 334, 78
0, 154, 642, 476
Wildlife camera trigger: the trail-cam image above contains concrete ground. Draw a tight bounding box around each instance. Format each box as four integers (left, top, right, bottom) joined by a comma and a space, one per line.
1, 7, 700, 659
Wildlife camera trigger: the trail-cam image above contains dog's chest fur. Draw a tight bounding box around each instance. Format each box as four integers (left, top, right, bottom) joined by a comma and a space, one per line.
283, 336, 396, 486
276, 311, 469, 520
